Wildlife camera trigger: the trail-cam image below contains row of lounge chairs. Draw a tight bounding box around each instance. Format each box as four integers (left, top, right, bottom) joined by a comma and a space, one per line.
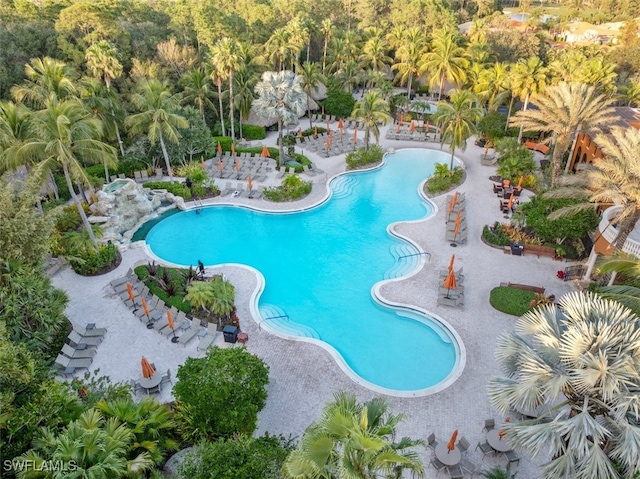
111, 269, 219, 350
55, 324, 107, 375
109, 168, 163, 184
385, 128, 442, 143
300, 132, 365, 157
219, 181, 264, 199
437, 267, 465, 308
445, 192, 467, 245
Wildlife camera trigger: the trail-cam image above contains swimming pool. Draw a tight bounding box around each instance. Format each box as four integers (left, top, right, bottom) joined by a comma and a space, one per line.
146, 148, 463, 395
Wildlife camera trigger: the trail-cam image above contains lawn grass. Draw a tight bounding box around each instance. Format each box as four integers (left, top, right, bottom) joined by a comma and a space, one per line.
489, 286, 536, 316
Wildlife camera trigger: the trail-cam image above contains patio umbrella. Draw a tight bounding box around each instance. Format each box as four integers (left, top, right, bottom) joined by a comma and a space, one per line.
298, 128, 303, 138
321, 105, 324, 116
325, 138, 331, 151
451, 211, 461, 247
447, 430, 459, 452
247, 175, 253, 191
353, 126, 358, 145
231, 143, 235, 156
235, 158, 240, 178
167, 310, 177, 343
484, 145, 490, 155
201, 156, 205, 169
337, 118, 344, 129
396, 123, 401, 133
448, 254, 455, 272
141, 296, 150, 319
339, 128, 344, 142
141, 356, 155, 379
217, 142, 222, 155
261, 145, 270, 158
409, 121, 415, 133
126, 282, 135, 302
218, 159, 223, 177
447, 191, 458, 216
517, 175, 524, 190
314, 126, 318, 137
443, 269, 457, 298
326, 120, 330, 132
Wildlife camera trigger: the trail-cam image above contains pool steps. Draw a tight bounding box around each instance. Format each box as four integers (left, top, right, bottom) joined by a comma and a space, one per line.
259, 304, 320, 339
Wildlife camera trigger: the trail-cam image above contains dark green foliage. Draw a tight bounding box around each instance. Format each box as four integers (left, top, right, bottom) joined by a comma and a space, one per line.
116, 155, 149, 177
142, 181, 192, 199
213, 136, 234, 152
163, 107, 215, 163
321, 88, 356, 119
425, 162, 464, 195
179, 434, 295, 479
489, 286, 536, 316
53, 173, 71, 201
495, 137, 537, 181
263, 174, 312, 202
520, 195, 599, 242
67, 243, 120, 276
345, 145, 384, 169
241, 124, 266, 140
135, 265, 192, 313
173, 347, 269, 440
482, 222, 511, 247
478, 112, 510, 143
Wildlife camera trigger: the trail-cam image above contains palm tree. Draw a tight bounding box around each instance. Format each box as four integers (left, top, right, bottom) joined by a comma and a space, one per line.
16, 409, 153, 478
85, 40, 125, 156
510, 56, 548, 142
359, 35, 392, 72
211, 38, 241, 141
181, 67, 216, 124
419, 29, 469, 100
17, 98, 116, 244
392, 40, 425, 98
432, 89, 484, 169
320, 19, 334, 75
210, 62, 227, 136
285, 16, 308, 69
126, 79, 188, 183
476, 62, 510, 112
265, 28, 293, 72
545, 127, 640, 251
336, 60, 363, 93
298, 62, 325, 129
282, 391, 425, 479
253, 71, 306, 167
11, 57, 77, 108
594, 253, 640, 315
511, 82, 614, 186
233, 67, 257, 140
351, 91, 391, 150
210, 275, 235, 323
618, 79, 640, 107
487, 291, 640, 479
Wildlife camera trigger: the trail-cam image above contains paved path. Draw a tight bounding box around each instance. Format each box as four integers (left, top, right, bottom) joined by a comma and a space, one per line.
51, 121, 580, 478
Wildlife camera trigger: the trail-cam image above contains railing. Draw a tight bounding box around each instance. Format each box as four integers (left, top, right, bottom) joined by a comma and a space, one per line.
598, 206, 640, 257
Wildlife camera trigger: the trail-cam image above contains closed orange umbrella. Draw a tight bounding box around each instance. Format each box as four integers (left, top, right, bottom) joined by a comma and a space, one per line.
235, 158, 240, 172
231, 143, 235, 155
447, 430, 458, 452
314, 126, 318, 137
325, 138, 330, 150
353, 126, 358, 145
141, 297, 150, 318
409, 121, 415, 132
321, 105, 324, 115
201, 156, 205, 169
517, 175, 524, 189
339, 129, 344, 141
447, 192, 458, 215
141, 357, 155, 379
443, 268, 457, 291
507, 195, 514, 211
396, 123, 401, 133
247, 175, 253, 191
454, 211, 461, 235
126, 282, 135, 302
217, 141, 222, 155
448, 254, 455, 272
298, 128, 303, 138
167, 310, 177, 342
261, 145, 270, 158
218, 158, 223, 176
326, 120, 330, 132
337, 118, 344, 129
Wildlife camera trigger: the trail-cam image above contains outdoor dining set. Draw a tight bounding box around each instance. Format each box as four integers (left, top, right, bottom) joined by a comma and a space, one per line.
492, 177, 523, 217
130, 356, 172, 395
428, 418, 520, 478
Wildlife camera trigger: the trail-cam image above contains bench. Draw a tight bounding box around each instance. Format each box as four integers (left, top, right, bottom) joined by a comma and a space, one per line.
524, 141, 550, 155
500, 282, 545, 295
524, 244, 558, 259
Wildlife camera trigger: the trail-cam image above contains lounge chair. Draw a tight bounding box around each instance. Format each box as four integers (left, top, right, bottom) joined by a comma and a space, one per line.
287, 167, 296, 175
67, 330, 102, 347
197, 324, 218, 351
61, 344, 97, 360
438, 286, 465, 296
54, 354, 93, 373
155, 167, 163, 179
118, 173, 126, 179
276, 168, 287, 179
302, 165, 317, 176
178, 320, 200, 346
153, 317, 169, 332
134, 171, 143, 182
74, 324, 107, 337
220, 182, 234, 196
140, 170, 149, 181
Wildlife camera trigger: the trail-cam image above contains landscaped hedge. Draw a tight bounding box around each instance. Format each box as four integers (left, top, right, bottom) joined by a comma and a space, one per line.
264, 174, 312, 202
482, 222, 511, 247
425, 163, 464, 195
489, 286, 536, 316
241, 125, 266, 140
68, 243, 120, 276
345, 145, 384, 170
142, 181, 192, 199
213, 136, 234, 152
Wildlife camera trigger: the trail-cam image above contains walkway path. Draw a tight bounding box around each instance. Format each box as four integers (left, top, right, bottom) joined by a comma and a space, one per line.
51, 120, 580, 478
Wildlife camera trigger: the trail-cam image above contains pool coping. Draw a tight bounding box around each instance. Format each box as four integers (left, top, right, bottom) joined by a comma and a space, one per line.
143, 147, 467, 397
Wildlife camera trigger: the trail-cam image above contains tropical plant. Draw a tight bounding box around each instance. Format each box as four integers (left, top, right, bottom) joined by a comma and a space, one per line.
173, 347, 269, 440
487, 292, 640, 479
351, 91, 391, 150
511, 82, 614, 186
494, 138, 536, 181
320, 19, 333, 75
233, 66, 256, 140
282, 391, 425, 479
298, 62, 325, 129
544, 127, 640, 249
432, 89, 483, 169
480, 465, 516, 479
211, 38, 241, 140
420, 29, 469, 100
595, 253, 640, 315
181, 67, 216, 124
11, 57, 78, 108
510, 56, 548, 142
253, 71, 306, 167
345, 145, 384, 169
126, 79, 188, 183
392, 40, 425, 98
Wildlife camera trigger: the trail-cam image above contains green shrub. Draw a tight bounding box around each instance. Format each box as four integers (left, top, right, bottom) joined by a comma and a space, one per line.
54, 174, 71, 201
116, 156, 148, 177
68, 243, 120, 276
345, 145, 384, 169
489, 286, 536, 316
321, 88, 355, 118
213, 136, 234, 152
142, 181, 192, 199
135, 265, 192, 313
264, 174, 312, 202
482, 222, 511, 247
241, 124, 266, 140
85, 164, 111, 178
424, 163, 464, 195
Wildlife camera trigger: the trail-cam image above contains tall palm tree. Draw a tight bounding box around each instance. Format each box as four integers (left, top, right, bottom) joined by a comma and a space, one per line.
594, 253, 640, 315
320, 19, 334, 75
476, 62, 511, 112
432, 89, 484, 169
181, 67, 216, 124
510, 56, 548, 142
298, 62, 325, 129
336, 60, 363, 93
545, 127, 640, 251
265, 28, 293, 72
17, 98, 116, 244
351, 91, 391, 150
209, 62, 227, 136
285, 17, 308, 69
487, 291, 640, 479
11, 57, 78, 109
359, 35, 392, 72
282, 391, 425, 479
85, 40, 125, 156
211, 38, 241, 141
392, 40, 425, 98
126, 79, 188, 183
233, 66, 257, 140
511, 82, 614, 186
253, 71, 306, 167
419, 29, 469, 101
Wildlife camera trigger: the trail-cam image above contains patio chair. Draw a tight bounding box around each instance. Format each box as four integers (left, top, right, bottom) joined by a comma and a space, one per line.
447, 465, 464, 479
134, 171, 143, 182
483, 419, 495, 432
75, 324, 107, 337
476, 440, 495, 460
130, 379, 144, 394
220, 182, 234, 196
118, 173, 126, 179
61, 344, 97, 360
457, 437, 471, 456
54, 354, 93, 373
67, 330, 102, 347
197, 326, 218, 351
504, 450, 520, 468
427, 432, 439, 450
140, 170, 149, 181
287, 167, 296, 175
153, 317, 169, 332
155, 167, 163, 179
160, 369, 172, 386
178, 321, 200, 346
147, 384, 161, 395
430, 458, 446, 475
461, 457, 480, 477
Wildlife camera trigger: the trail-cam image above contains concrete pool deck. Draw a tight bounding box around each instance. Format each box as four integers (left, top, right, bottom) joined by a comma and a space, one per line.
51, 122, 579, 478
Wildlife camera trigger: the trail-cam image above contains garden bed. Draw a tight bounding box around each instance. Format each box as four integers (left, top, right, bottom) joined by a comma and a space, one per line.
489, 286, 536, 316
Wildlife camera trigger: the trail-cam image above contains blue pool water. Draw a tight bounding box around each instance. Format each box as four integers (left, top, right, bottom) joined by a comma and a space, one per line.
146, 148, 459, 392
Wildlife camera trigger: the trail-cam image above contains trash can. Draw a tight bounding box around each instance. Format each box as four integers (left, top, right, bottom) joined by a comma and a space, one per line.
222, 325, 239, 343
510, 242, 524, 256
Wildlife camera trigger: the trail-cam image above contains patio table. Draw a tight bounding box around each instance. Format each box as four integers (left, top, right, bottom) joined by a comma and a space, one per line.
487, 429, 512, 453
138, 374, 162, 392
435, 443, 461, 466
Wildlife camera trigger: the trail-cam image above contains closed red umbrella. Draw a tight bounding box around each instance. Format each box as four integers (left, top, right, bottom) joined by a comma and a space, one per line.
409, 121, 415, 132
141, 357, 155, 379
314, 126, 318, 137
247, 175, 253, 191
